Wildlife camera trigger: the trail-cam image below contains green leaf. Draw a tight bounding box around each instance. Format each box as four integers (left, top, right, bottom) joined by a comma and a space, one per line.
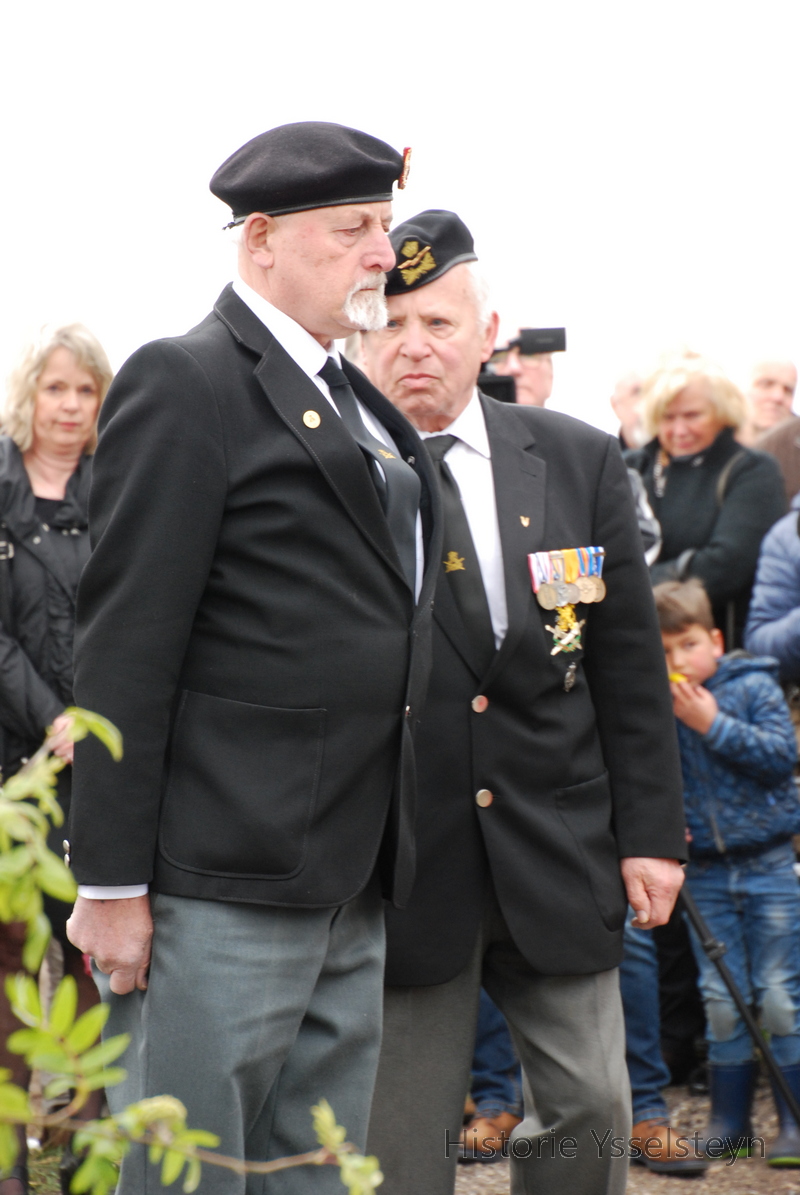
83, 1066, 127, 1091
65, 708, 123, 761
22, 912, 51, 973
182, 1157, 202, 1193
79, 1033, 130, 1073
44, 1075, 74, 1098
66, 1003, 109, 1052
6, 972, 41, 1023
35, 849, 77, 902
178, 1129, 220, 1148
0, 1121, 18, 1173
26, 1046, 75, 1073
0, 846, 33, 882
49, 975, 78, 1036
0, 1082, 30, 1121
161, 1149, 186, 1186
6, 1028, 51, 1056
71, 1155, 120, 1195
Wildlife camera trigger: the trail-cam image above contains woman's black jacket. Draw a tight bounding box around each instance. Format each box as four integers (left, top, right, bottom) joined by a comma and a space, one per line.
625, 427, 785, 643
0, 437, 91, 772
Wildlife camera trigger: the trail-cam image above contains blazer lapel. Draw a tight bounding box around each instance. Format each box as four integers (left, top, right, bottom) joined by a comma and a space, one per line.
213, 287, 406, 586
480, 396, 547, 684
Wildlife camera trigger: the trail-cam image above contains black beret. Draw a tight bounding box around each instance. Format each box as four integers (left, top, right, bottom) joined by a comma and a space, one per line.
210, 122, 410, 225
385, 210, 478, 295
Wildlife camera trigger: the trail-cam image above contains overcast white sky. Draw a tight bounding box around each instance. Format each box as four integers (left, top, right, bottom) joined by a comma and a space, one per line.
2, 0, 799, 433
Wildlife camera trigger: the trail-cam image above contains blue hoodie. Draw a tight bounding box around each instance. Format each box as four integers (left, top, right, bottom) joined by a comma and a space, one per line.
677, 653, 800, 856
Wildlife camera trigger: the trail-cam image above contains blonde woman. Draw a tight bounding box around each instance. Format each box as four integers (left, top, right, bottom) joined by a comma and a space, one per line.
0, 324, 112, 1195
626, 352, 785, 647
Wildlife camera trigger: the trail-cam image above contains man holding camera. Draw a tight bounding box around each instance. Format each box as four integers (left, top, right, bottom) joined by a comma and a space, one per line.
491, 327, 563, 406
361, 209, 686, 1195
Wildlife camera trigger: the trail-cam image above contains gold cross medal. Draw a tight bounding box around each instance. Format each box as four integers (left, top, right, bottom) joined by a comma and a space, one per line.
527, 546, 606, 655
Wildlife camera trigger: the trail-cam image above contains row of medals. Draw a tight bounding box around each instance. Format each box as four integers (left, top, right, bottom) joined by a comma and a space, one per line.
530, 548, 606, 610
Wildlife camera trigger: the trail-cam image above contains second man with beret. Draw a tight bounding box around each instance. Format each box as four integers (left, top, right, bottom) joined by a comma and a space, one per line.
362, 209, 687, 1195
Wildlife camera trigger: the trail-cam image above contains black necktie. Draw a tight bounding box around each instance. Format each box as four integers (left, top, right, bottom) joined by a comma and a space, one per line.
425, 435, 496, 672
318, 357, 420, 591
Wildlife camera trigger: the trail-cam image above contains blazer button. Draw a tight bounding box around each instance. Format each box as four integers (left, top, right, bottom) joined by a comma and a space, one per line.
475, 788, 494, 807
471, 695, 489, 713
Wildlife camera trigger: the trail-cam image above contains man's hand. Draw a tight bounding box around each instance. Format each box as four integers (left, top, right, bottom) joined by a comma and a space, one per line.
670, 680, 718, 735
620, 857, 684, 929
47, 712, 76, 764
66, 894, 152, 994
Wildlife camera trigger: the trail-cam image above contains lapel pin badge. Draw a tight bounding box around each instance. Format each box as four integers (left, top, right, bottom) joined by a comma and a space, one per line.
520, 515, 530, 527
303, 410, 321, 429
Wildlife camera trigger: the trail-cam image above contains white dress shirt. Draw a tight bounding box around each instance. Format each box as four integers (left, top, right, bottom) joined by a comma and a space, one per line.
419, 390, 508, 649
79, 277, 424, 900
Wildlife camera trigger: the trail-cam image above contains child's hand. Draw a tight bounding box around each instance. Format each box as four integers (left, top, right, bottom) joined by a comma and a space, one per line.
670, 680, 718, 735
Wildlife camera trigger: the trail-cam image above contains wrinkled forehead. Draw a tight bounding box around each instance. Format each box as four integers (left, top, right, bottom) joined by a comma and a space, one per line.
277, 200, 393, 232
751, 360, 798, 389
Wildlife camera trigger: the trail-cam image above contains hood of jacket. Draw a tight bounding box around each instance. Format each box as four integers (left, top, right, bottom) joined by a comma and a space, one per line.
706, 651, 781, 690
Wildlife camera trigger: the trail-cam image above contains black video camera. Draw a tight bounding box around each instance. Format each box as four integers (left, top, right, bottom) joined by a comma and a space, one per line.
478, 327, 567, 403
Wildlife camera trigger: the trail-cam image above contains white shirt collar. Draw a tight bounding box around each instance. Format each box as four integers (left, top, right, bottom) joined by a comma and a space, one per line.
418, 389, 490, 458
231, 277, 338, 379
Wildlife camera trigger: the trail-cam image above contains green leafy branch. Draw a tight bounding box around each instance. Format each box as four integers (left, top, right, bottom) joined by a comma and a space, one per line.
0, 709, 383, 1192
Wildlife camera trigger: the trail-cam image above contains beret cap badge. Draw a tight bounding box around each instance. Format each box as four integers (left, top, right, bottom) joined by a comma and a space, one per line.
386, 209, 479, 295
398, 240, 437, 287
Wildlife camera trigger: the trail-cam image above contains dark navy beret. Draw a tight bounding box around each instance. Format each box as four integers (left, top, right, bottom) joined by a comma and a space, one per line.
385, 210, 478, 295
210, 122, 410, 225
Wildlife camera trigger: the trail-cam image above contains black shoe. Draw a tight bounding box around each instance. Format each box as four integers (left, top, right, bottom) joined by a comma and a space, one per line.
0, 1166, 29, 1195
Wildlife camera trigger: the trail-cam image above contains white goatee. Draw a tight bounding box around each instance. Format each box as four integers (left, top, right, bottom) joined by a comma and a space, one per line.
343, 275, 388, 332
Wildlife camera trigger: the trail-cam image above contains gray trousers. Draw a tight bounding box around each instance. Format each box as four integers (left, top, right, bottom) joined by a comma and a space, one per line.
95, 885, 385, 1194
367, 891, 631, 1195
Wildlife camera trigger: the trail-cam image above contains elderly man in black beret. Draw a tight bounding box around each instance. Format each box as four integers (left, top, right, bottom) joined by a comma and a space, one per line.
66, 123, 441, 1193
361, 210, 686, 1195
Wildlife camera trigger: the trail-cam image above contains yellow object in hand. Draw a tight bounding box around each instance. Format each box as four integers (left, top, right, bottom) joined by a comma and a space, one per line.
669, 672, 688, 683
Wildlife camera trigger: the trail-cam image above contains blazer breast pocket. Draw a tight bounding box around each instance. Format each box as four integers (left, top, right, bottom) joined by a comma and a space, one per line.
159, 690, 325, 879
555, 771, 626, 931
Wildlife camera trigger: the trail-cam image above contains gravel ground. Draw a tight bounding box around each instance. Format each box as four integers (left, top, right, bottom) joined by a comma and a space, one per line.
26, 1075, 797, 1193
455, 1078, 800, 1195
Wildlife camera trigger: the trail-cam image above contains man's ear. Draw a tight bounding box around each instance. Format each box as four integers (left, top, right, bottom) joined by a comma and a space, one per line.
241, 213, 277, 269
710, 627, 725, 657
480, 311, 500, 363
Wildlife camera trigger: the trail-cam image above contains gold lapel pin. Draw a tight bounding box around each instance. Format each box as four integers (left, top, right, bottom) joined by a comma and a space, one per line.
303, 410, 321, 429
520, 516, 530, 527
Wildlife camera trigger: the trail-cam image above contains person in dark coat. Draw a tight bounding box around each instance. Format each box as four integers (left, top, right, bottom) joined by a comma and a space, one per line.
626, 352, 786, 648
362, 210, 686, 1195
66, 124, 441, 1195
0, 323, 112, 1195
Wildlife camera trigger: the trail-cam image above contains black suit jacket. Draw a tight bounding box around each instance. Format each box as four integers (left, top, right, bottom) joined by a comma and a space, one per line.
70, 285, 441, 908
384, 396, 686, 982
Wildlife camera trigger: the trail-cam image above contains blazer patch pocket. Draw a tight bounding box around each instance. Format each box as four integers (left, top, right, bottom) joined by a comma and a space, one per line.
159, 690, 325, 879
555, 771, 626, 931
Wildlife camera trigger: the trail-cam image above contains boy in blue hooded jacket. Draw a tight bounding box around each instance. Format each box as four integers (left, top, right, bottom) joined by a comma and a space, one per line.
655, 579, 800, 1167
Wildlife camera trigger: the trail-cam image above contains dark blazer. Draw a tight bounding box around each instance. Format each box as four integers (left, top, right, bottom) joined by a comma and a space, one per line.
384, 396, 686, 983
70, 285, 440, 909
